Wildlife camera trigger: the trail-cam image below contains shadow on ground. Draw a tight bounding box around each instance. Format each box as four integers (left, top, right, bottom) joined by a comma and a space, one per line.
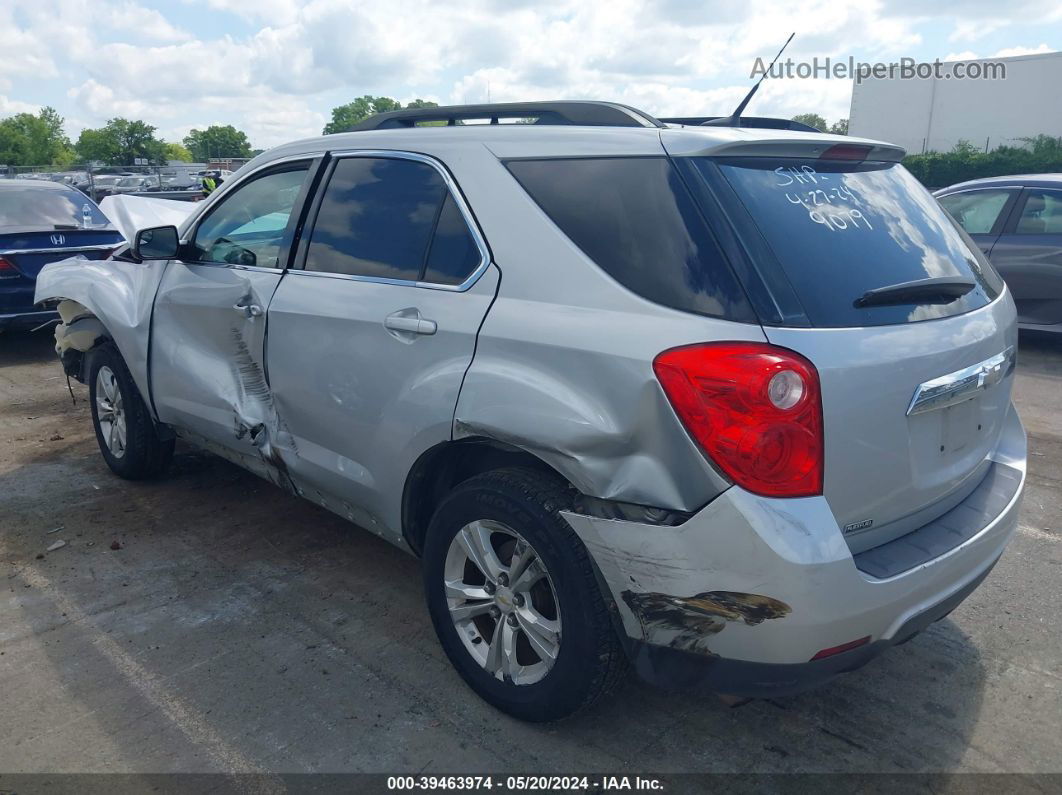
8, 330, 1060, 775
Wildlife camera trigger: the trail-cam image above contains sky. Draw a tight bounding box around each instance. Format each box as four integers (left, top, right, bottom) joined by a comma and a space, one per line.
2, 0, 1060, 150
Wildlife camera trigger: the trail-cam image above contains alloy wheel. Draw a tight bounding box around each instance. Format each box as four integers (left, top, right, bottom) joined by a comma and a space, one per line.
443, 520, 562, 685
95, 365, 127, 459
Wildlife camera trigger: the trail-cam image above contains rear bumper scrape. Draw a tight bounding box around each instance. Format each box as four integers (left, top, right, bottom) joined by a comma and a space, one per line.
561, 403, 1025, 692
620, 591, 791, 655
625, 557, 997, 696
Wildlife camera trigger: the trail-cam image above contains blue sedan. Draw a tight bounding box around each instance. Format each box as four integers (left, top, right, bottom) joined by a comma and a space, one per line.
1, 180, 125, 331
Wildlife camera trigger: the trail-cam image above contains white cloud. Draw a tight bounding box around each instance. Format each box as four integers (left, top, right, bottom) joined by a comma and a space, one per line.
100, 1, 193, 42
3, 0, 1062, 150
993, 43, 1055, 57
949, 20, 1009, 43
0, 95, 42, 117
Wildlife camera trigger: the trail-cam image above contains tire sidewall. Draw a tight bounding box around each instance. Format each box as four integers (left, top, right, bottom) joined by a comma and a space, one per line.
87, 346, 144, 478
423, 478, 605, 721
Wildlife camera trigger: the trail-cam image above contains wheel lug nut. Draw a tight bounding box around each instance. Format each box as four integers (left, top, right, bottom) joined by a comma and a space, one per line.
513, 594, 524, 607
489, 606, 501, 619
498, 573, 509, 586
484, 582, 496, 595
507, 614, 518, 627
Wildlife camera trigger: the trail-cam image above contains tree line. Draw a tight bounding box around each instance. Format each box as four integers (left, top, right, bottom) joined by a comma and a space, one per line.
904, 135, 1062, 188
0, 96, 438, 168
791, 113, 849, 135
0, 107, 257, 167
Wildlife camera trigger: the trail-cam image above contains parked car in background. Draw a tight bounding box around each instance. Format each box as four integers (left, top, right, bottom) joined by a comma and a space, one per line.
1, 180, 123, 331
937, 174, 1062, 334
111, 175, 161, 195
89, 175, 125, 202
35, 102, 1025, 721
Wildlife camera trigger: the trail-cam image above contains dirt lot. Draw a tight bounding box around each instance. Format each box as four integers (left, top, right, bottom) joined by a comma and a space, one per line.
1, 327, 1060, 777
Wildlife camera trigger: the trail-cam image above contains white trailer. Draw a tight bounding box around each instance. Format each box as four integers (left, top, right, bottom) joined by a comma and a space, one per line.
848, 51, 1062, 154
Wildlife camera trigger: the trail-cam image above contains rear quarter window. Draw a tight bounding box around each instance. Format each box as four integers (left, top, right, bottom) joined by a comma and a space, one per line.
505, 157, 755, 323
699, 158, 1004, 327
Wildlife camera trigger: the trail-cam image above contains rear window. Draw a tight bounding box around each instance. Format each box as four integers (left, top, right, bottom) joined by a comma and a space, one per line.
698, 158, 1003, 327
0, 185, 109, 230
505, 157, 755, 323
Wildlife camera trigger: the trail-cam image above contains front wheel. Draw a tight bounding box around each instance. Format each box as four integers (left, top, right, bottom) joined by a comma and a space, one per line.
88, 344, 173, 480
422, 468, 627, 721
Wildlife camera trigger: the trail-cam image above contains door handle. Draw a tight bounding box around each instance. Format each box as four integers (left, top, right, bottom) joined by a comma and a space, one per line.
233, 301, 263, 318
384, 311, 437, 336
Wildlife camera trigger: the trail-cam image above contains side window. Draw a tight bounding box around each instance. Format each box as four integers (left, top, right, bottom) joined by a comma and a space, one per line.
191, 165, 310, 268
424, 194, 481, 285
505, 157, 755, 323
304, 157, 482, 284
938, 189, 1012, 235
1015, 189, 1062, 235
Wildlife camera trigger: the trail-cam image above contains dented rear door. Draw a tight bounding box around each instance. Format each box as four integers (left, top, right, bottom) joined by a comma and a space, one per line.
150, 160, 316, 475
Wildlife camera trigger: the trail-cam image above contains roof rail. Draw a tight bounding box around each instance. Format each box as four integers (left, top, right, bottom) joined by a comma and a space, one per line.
659, 116, 822, 133
348, 101, 666, 131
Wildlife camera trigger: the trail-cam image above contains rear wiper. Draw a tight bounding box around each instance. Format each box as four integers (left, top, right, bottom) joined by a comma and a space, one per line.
854, 276, 976, 308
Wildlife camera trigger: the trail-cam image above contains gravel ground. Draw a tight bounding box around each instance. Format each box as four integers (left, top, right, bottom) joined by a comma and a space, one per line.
0, 328, 1060, 778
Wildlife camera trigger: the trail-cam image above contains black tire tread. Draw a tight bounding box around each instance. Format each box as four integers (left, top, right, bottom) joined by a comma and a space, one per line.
88, 343, 173, 480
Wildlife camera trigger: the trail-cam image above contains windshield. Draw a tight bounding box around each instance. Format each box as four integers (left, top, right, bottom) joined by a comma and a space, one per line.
698, 158, 1004, 327
117, 177, 143, 187
0, 186, 110, 230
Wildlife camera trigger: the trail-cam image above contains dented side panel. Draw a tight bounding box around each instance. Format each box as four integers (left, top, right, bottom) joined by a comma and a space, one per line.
441, 147, 767, 512
149, 262, 289, 482
34, 257, 169, 402
454, 297, 761, 512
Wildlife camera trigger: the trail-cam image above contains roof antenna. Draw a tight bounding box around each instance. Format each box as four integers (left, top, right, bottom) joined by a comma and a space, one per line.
703, 32, 795, 127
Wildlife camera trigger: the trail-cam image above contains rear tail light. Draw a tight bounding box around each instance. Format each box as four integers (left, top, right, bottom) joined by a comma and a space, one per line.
0, 257, 20, 279
653, 342, 823, 498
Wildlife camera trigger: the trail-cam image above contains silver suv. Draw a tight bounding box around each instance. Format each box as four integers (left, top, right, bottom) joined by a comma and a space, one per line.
36, 102, 1026, 721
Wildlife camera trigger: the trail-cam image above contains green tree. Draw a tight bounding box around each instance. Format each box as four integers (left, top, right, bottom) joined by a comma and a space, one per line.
0, 106, 73, 166
322, 96, 438, 134
182, 125, 253, 161
164, 142, 194, 162
75, 118, 167, 165
792, 113, 828, 132
829, 118, 849, 135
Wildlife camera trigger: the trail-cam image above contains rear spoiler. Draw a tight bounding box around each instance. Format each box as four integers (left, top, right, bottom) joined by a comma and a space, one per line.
663, 133, 907, 162
659, 116, 822, 133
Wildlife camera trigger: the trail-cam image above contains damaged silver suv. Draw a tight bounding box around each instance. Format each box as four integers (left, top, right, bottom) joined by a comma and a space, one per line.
36, 101, 1026, 721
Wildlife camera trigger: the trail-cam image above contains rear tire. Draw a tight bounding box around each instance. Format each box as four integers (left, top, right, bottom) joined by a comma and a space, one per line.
422, 467, 627, 721
88, 344, 173, 480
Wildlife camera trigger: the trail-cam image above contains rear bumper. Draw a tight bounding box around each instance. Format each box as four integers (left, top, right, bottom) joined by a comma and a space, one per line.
561, 403, 1026, 695
624, 557, 997, 697
1019, 320, 1062, 335
0, 308, 58, 330
1, 281, 51, 330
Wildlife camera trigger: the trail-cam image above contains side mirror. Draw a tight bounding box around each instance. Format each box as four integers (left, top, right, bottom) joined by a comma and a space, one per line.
133, 225, 180, 260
